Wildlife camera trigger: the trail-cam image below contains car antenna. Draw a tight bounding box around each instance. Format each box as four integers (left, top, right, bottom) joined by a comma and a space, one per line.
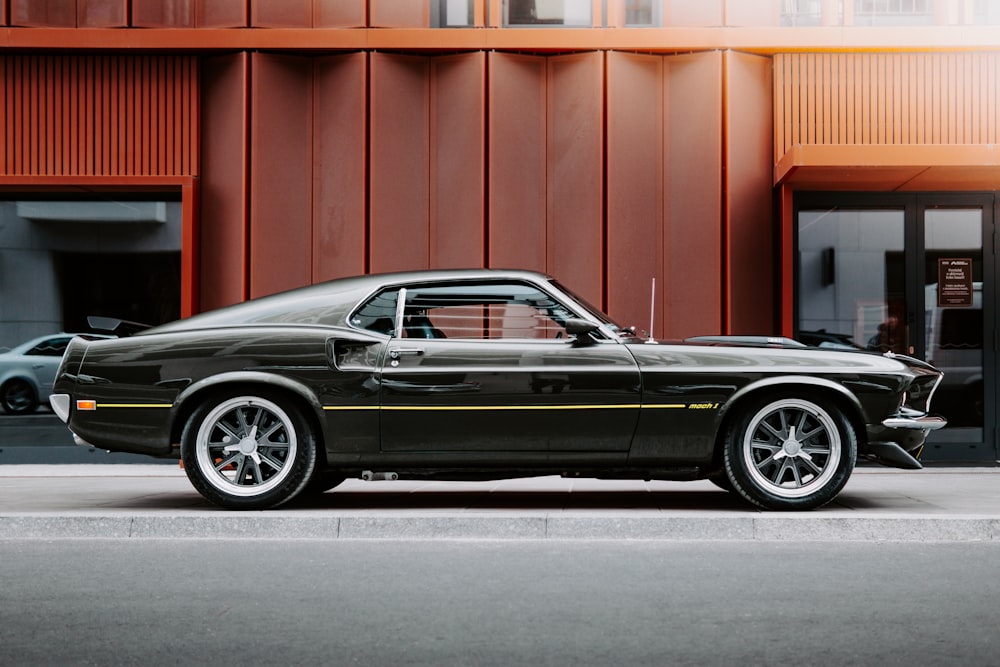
645, 277, 659, 344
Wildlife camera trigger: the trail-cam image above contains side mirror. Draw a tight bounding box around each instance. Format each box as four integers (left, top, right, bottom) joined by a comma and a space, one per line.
564, 318, 600, 345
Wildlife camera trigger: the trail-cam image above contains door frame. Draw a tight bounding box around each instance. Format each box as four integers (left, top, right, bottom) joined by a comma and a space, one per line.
792, 191, 997, 462
0, 175, 199, 317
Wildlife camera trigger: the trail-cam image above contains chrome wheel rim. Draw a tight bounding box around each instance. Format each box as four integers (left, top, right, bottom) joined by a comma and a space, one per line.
742, 398, 841, 499
195, 396, 298, 497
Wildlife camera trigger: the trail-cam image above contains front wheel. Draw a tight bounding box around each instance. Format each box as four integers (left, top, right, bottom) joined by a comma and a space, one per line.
723, 394, 856, 511
181, 392, 318, 510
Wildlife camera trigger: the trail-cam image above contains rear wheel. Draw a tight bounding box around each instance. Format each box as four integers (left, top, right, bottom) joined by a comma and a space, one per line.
723, 394, 856, 511
1, 378, 38, 415
181, 392, 317, 510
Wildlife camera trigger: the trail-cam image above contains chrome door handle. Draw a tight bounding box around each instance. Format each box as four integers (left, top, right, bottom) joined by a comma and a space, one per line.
389, 348, 424, 359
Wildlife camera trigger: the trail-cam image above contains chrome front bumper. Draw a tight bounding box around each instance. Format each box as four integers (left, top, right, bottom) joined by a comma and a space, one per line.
881, 412, 948, 431
865, 410, 948, 470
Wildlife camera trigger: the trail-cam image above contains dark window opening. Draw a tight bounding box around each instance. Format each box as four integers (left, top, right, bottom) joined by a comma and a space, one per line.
55, 252, 181, 332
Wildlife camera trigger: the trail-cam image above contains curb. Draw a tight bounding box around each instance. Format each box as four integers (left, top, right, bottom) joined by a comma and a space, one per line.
2, 513, 998, 541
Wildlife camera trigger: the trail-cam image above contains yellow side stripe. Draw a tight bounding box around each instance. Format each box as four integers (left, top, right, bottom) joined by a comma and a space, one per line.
100, 403, 174, 409
383, 404, 644, 412
324, 403, 695, 411
85, 402, 705, 411
323, 405, 380, 411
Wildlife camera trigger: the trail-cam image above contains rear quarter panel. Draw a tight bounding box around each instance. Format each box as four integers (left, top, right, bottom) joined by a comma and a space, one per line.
64, 326, 380, 457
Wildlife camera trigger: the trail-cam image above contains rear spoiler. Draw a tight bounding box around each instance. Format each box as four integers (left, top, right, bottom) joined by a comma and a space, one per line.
87, 315, 152, 337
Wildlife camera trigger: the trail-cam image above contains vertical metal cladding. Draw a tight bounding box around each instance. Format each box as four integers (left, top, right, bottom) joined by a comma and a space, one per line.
1, 54, 199, 176
774, 52, 1000, 159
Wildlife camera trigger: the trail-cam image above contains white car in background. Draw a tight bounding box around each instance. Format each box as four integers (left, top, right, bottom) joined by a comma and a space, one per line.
0, 334, 86, 415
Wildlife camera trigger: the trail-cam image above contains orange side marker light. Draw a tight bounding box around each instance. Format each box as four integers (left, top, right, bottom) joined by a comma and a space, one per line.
77, 400, 97, 411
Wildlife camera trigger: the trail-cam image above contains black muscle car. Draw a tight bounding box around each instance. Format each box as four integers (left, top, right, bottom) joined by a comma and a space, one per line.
49, 269, 945, 511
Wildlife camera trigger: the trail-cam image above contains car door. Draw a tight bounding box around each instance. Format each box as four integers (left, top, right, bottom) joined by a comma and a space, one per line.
374, 280, 641, 453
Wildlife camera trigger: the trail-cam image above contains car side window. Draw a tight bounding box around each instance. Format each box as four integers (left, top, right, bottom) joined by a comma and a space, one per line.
26, 337, 70, 356
402, 283, 574, 340
352, 289, 399, 336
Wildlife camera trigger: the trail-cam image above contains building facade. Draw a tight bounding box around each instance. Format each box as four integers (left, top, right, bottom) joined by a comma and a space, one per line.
2, 0, 999, 460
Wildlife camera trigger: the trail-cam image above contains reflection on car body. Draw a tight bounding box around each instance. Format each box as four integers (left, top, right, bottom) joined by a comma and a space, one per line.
50, 269, 946, 510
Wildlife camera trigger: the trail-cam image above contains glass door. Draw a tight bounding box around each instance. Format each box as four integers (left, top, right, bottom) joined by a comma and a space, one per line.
797, 205, 907, 354
795, 193, 996, 462
916, 199, 994, 460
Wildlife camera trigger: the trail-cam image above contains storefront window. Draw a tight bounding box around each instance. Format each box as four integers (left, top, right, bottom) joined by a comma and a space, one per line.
923, 209, 984, 437
622, 0, 661, 25
853, 0, 933, 25
431, 0, 476, 27
505, 0, 594, 26
0, 196, 181, 460
797, 195, 994, 462
797, 208, 906, 352
781, 0, 825, 26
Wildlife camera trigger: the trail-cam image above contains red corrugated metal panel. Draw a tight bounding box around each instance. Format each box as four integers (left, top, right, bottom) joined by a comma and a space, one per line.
488, 52, 546, 273
725, 51, 774, 335
196, 0, 247, 27
78, 0, 127, 27
665, 52, 722, 338
547, 52, 604, 307
10, 0, 76, 26
199, 53, 249, 310
11, 0, 127, 26
315, 0, 366, 27
369, 52, 430, 273
725, 0, 779, 25
313, 53, 368, 281
429, 52, 485, 268
775, 52, 1000, 159
668, 0, 722, 26
252, 0, 312, 27
132, 0, 194, 28
249, 53, 313, 298
1, 54, 198, 177
370, 0, 429, 27
251, 0, 367, 27
606, 51, 664, 336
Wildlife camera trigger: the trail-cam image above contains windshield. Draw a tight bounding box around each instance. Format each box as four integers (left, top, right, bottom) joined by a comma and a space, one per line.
548, 279, 628, 334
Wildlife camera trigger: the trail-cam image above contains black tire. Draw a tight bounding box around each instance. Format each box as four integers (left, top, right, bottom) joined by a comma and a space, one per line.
181, 392, 318, 510
723, 393, 856, 511
1, 378, 39, 415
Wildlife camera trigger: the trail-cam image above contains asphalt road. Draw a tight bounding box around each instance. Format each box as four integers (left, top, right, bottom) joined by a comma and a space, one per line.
2, 539, 999, 666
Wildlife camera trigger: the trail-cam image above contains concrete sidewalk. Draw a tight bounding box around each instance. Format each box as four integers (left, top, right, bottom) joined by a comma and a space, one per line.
1, 464, 999, 541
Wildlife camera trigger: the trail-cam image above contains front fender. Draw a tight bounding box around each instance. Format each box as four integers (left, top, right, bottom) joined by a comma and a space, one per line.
717, 375, 868, 430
